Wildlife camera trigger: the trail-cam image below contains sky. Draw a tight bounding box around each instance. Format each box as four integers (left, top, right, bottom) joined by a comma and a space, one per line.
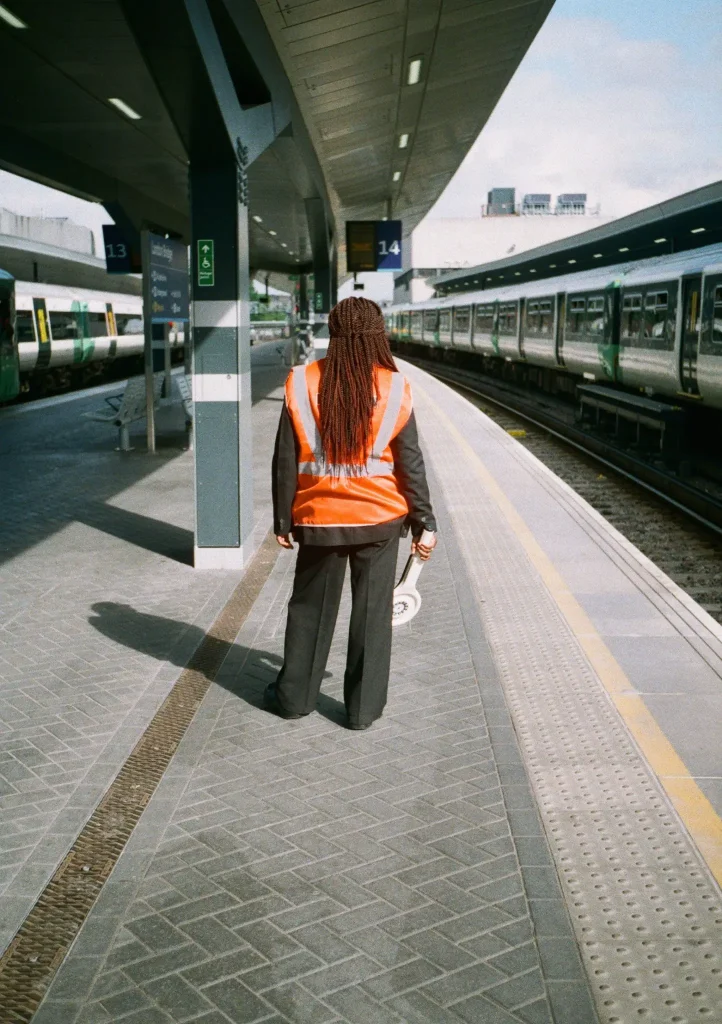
1, 0, 720, 259
427, 0, 722, 220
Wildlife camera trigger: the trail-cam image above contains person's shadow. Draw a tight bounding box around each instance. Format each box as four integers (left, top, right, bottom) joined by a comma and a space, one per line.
88, 602, 345, 725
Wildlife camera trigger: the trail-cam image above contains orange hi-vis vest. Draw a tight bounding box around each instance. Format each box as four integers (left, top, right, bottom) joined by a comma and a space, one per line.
285, 359, 413, 528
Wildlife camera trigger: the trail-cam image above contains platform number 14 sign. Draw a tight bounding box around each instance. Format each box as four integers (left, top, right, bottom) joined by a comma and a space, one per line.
375, 221, 402, 271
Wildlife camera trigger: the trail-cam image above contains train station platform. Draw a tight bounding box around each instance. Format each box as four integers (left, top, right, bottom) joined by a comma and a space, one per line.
1, 349, 721, 1024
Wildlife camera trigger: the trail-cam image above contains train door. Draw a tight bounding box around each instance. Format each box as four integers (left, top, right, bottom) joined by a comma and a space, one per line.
680, 275, 701, 395
106, 303, 118, 358
555, 293, 566, 366
518, 299, 526, 358
32, 297, 51, 369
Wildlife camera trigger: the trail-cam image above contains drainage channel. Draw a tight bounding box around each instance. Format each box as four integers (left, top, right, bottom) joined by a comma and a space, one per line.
0, 534, 279, 1024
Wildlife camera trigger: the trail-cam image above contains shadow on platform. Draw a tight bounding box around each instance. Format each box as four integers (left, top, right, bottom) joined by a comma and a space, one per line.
77, 504, 194, 565
87, 602, 345, 726
0, 351, 289, 567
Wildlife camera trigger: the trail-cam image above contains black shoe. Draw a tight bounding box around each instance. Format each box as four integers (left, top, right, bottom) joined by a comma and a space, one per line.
347, 720, 373, 731
264, 684, 308, 720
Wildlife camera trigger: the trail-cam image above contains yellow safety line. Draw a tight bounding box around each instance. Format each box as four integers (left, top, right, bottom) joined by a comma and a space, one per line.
421, 382, 722, 886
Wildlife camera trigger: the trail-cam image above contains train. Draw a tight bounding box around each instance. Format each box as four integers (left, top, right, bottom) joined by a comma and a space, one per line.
0, 277, 179, 403
0, 275, 292, 404
386, 243, 722, 410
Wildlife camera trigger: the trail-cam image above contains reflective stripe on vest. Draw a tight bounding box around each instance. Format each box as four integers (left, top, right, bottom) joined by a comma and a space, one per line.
292, 365, 405, 478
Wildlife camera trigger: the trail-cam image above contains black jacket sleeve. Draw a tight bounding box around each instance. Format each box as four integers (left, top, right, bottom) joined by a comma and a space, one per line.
391, 410, 437, 535
271, 402, 298, 535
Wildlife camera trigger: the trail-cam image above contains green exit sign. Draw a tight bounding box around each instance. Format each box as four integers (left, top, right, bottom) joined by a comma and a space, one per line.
197, 239, 214, 287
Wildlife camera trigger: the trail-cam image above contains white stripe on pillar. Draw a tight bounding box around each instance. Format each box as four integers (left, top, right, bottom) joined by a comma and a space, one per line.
194, 300, 239, 328
192, 373, 240, 402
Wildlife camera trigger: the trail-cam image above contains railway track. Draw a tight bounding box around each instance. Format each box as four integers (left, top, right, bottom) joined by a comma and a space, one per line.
411, 357, 722, 626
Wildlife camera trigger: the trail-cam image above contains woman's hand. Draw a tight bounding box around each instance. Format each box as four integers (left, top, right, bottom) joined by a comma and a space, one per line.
276, 534, 294, 549
411, 533, 436, 561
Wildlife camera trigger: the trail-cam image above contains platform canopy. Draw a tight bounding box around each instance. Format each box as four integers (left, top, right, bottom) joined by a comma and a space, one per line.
0, 0, 553, 277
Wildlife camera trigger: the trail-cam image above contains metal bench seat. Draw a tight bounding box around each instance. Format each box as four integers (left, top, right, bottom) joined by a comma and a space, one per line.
84, 374, 163, 450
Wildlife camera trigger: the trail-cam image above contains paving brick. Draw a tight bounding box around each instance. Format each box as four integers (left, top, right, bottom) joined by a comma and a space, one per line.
181, 947, 267, 988
180, 916, 247, 954
401, 929, 476, 972
203, 977, 275, 1023
141, 974, 213, 1018
301, 954, 380, 996
362, 956, 442, 1000
325, 987, 404, 1024
240, 950, 323, 992
261, 981, 338, 1023
122, 942, 210, 985
290, 923, 356, 964
124, 915, 188, 953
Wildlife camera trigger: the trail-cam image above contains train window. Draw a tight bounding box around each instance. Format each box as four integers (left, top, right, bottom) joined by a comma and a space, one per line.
49, 311, 78, 340
453, 306, 470, 334
525, 301, 538, 335
423, 309, 437, 332
566, 297, 586, 340
410, 311, 423, 334
643, 291, 670, 349
499, 303, 517, 335
621, 294, 643, 346
586, 297, 605, 340
474, 304, 494, 333
115, 314, 144, 335
15, 311, 35, 342
439, 310, 451, 333
538, 299, 553, 336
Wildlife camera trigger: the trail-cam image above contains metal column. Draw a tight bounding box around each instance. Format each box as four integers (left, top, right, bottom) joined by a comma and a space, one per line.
191, 162, 253, 570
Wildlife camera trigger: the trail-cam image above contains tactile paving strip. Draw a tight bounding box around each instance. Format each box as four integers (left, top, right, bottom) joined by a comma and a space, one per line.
409, 368, 722, 1024
0, 534, 279, 1024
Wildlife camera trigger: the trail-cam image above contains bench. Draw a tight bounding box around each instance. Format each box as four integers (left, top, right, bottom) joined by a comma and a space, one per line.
84, 374, 163, 450
577, 384, 684, 459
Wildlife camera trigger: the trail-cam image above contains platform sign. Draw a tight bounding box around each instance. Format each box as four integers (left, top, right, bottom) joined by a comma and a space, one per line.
103, 224, 141, 274
147, 234, 189, 322
346, 220, 402, 273
346, 221, 377, 272
375, 220, 402, 271
197, 239, 215, 287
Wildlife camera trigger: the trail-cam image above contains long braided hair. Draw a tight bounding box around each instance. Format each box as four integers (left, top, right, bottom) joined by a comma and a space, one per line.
319, 297, 397, 467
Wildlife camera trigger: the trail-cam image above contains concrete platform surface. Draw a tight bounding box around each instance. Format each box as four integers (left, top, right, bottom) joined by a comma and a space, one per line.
1, 351, 721, 1024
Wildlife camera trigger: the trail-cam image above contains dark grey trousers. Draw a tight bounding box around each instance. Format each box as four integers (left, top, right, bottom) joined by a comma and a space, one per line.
275, 532, 401, 726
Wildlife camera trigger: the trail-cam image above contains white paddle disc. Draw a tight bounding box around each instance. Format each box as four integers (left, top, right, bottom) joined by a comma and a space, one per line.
392, 530, 435, 627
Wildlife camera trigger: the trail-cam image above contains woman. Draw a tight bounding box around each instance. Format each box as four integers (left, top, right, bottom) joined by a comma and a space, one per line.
266, 296, 437, 730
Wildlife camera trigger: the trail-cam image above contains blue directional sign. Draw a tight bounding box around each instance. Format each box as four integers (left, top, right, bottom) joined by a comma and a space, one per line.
147, 234, 189, 322
375, 220, 402, 271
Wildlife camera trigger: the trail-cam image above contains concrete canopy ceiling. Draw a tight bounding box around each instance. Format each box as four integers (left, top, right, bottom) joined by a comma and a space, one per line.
0, 0, 554, 277
258, 0, 555, 267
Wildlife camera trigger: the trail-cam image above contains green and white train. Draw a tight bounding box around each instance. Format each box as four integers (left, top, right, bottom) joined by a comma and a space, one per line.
0, 276, 183, 404
387, 244, 722, 410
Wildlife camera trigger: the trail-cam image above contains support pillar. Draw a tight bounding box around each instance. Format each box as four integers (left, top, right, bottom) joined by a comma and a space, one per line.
190, 161, 253, 570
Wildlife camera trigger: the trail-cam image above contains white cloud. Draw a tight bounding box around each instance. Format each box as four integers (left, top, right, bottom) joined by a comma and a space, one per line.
427, 17, 722, 221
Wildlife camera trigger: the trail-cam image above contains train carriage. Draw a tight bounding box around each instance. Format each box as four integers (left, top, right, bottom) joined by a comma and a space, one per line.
388, 242, 722, 412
